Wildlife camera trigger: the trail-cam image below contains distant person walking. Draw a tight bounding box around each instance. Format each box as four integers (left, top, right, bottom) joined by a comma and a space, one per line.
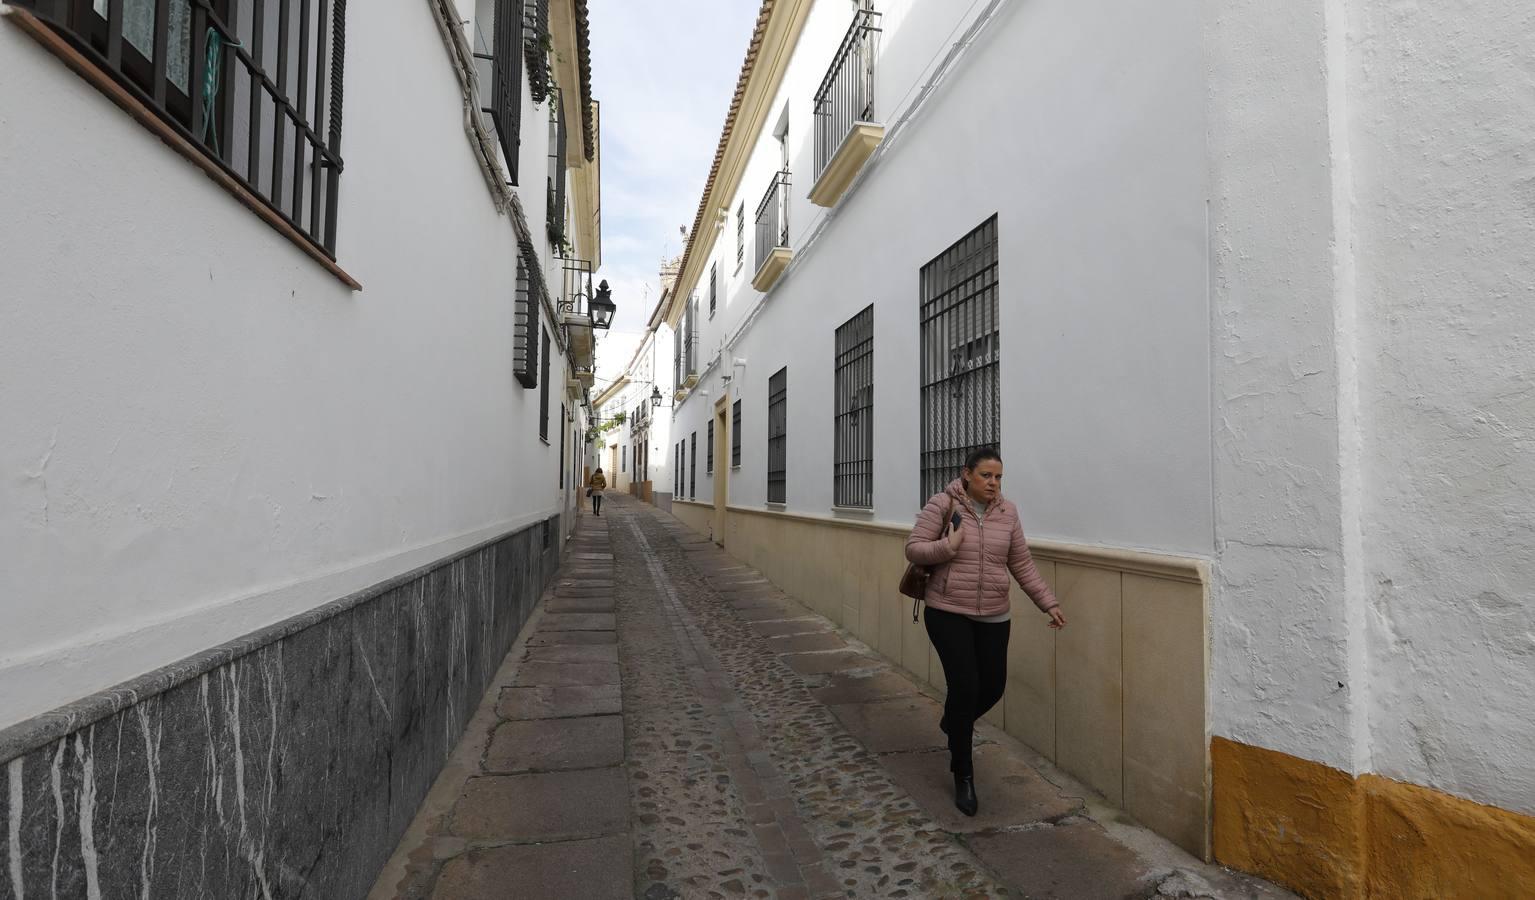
905, 447, 1066, 816
587, 467, 607, 516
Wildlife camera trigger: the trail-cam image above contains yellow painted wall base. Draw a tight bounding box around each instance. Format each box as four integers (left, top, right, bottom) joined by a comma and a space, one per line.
1213, 736, 1535, 899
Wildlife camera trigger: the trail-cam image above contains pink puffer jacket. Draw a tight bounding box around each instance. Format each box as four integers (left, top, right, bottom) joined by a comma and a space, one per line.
905, 479, 1059, 618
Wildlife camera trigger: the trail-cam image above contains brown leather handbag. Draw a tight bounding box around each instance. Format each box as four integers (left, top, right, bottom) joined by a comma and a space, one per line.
900, 497, 956, 621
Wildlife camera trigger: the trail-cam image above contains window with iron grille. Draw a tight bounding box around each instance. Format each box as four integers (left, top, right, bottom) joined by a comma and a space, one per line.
10, 0, 350, 256
559, 403, 566, 487
546, 87, 567, 242
767, 367, 787, 504
622, 444, 627, 473
679, 298, 697, 381
473, 0, 522, 184
690, 432, 697, 498
834, 305, 875, 508
735, 203, 745, 269
514, 247, 540, 388
522, 0, 550, 103
919, 216, 1000, 503
675, 442, 682, 495
709, 263, 717, 317
539, 328, 551, 441
707, 419, 714, 474
732, 400, 742, 467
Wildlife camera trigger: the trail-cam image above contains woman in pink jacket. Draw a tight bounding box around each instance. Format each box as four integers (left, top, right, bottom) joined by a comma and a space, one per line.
905, 447, 1067, 816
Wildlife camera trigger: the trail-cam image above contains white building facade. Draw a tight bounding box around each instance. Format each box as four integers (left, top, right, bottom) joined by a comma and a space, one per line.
0, 0, 608, 895
659, 0, 1535, 893
593, 258, 681, 510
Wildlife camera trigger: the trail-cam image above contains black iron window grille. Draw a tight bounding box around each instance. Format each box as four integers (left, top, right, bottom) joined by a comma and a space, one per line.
813, 7, 881, 182
675, 442, 682, 495
707, 419, 714, 474
834, 305, 875, 508
559, 403, 566, 487
919, 215, 1000, 503
522, 0, 549, 103
678, 297, 697, 382
690, 431, 697, 499
547, 86, 567, 241
514, 247, 541, 388
473, 0, 522, 184
11, 0, 350, 256
709, 263, 717, 317
539, 327, 552, 441
732, 400, 742, 468
767, 365, 792, 500
754, 170, 791, 277
735, 202, 745, 269
767, 367, 787, 504
622, 444, 626, 473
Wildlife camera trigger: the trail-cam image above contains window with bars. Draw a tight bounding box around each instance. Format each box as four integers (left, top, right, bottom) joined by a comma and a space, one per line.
522, 0, 549, 103
690, 431, 697, 499
559, 402, 566, 487
706, 419, 714, 474
834, 305, 875, 508
11, 0, 350, 255
919, 215, 1000, 503
539, 327, 552, 441
622, 444, 627, 473
709, 263, 717, 318
514, 246, 540, 388
546, 87, 567, 241
675, 442, 683, 495
735, 202, 745, 269
472, 0, 522, 184
767, 367, 787, 504
732, 400, 742, 468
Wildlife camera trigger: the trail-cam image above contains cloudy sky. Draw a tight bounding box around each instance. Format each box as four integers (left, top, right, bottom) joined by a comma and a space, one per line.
586, 0, 763, 387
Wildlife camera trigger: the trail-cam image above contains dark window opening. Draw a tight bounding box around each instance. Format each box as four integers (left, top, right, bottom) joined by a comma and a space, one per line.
12, 0, 349, 255
767, 367, 787, 504
919, 215, 1000, 503
834, 305, 874, 508
539, 327, 552, 441
731, 400, 742, 468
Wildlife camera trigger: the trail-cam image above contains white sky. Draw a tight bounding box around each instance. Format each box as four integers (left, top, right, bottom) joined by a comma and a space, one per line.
587, 0, 763, 391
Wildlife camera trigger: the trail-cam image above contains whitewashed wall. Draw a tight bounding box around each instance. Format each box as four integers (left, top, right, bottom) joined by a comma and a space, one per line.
673, 0, 1211, 555
1350, 0, 1535, 815
0, 0, 582, 729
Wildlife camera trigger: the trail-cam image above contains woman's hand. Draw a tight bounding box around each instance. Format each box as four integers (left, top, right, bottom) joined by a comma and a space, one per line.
947, 524, 964, 551
1047, 608, 1067, 630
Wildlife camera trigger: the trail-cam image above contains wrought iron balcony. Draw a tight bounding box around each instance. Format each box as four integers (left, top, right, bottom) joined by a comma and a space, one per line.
558, 255, 596, 367
752, 170, 792, 292
810, 8, 883, 208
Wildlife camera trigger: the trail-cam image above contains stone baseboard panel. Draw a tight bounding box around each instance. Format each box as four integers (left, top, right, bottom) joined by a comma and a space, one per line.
1, 515, 560, 900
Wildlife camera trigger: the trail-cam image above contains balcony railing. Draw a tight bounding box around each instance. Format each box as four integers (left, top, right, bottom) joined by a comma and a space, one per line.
754, 170, 791, 276
813, 8, 881, 182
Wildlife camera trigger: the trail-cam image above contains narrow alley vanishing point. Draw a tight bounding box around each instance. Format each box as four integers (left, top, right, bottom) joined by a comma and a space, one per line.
374, 495, 1292, 900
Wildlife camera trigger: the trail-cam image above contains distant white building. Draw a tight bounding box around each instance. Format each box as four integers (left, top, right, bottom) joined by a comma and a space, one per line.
655, 0, 1535, 891
593, 256, 680, 509
0, 0, 613, 895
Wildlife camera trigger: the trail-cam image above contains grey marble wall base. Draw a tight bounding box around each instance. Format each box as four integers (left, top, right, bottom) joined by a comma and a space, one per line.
1, 516, 560, 900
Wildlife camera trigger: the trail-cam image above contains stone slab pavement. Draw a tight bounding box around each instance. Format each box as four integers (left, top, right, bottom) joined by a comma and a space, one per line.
369, 497, 1296, 899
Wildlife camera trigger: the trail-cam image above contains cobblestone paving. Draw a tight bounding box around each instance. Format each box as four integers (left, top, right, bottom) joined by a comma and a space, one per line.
617, 510, 1002, 899
372, 496, 1297, 900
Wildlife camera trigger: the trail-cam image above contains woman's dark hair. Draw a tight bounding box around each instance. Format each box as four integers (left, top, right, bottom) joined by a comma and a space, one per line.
962, 447, 1003, 472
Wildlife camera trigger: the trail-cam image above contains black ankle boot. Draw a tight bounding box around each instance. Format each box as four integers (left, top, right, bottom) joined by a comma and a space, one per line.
954, 775, 978, 817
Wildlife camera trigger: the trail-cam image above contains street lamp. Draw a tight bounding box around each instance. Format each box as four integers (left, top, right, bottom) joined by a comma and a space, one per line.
589, 280, 616, 330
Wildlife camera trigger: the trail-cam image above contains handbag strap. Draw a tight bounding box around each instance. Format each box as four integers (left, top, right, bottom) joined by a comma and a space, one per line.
911, 496, 960, 623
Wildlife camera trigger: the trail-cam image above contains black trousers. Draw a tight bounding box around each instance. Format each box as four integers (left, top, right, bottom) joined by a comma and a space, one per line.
924, 606, 1010, 777
591, 493, 602, 514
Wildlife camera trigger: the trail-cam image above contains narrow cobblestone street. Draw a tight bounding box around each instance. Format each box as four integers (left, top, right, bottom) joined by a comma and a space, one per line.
370, 495, 1294, 900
